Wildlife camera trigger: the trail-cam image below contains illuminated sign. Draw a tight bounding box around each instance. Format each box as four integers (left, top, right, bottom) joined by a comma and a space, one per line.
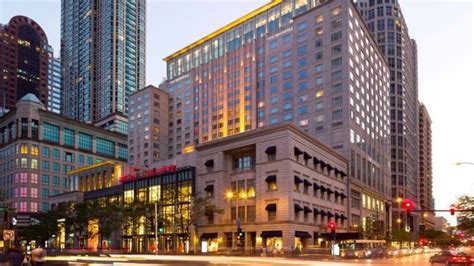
119, 164, 177, 183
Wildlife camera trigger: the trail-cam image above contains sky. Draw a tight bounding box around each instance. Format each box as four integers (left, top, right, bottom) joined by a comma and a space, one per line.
1, 0, 473, 225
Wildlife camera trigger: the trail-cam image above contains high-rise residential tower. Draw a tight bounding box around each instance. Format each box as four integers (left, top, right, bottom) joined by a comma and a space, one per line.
47, 46, 61, 114
61, 0, 146, 134
0, 16, 49, 110
418, 103, 434, 229
354, 0, 420, 232
163, 0, 391, 237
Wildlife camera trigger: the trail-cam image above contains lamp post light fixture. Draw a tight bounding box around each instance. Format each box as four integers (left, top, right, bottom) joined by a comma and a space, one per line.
454, 162, 474, 166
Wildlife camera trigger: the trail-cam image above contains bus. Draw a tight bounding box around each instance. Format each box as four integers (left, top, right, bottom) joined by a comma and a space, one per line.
339, 239, 387, 258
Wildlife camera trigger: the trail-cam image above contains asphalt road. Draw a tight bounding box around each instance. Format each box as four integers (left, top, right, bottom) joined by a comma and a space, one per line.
43, 253, 450, 266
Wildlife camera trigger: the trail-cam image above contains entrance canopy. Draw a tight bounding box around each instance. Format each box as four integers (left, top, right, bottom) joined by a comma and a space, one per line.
260, 231, 282, 238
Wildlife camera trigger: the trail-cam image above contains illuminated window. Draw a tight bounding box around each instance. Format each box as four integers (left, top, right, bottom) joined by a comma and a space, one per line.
316, 15, 323, 23
124, 190, 134, 205
20, 187, 27, 197
20, 158, 28, 168
31, 159, 38, 169
149, 185, 160, 203
31, 188, 38, 198
247, 179, 256, 198
31, 173, 38, 184
31, 145, 39, 156
30, 202, 38, 212
331, 6, 341, 16
19, 202, 27, 212
20, 144, 28, 154
315, 91, 324, 98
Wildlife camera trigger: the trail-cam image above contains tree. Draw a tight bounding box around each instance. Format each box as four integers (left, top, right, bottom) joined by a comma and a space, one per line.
456, 195, 474, 235
391, 229, 412, 245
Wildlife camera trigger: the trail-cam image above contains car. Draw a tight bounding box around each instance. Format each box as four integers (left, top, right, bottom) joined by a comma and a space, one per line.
367, 247, 388, 258
387, 248, 401, 258
429, 250, 474, 265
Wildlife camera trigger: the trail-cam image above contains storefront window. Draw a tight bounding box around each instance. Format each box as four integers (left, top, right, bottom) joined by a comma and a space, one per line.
124, 190, 134, 205
149, 185, 160, 203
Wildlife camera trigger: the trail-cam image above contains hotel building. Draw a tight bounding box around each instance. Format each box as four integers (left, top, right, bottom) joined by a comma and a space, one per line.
162, 0, 391, 237
354, 0, 419, 232
195, 123, 349, 252
0, 94, 128, 226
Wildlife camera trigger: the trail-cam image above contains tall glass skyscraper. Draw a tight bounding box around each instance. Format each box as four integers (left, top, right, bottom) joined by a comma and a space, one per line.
354, 0, 420, 233
47, 45, 61, 114
61, 0, 146, 134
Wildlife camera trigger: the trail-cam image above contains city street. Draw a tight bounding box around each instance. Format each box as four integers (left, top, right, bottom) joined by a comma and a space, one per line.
44, 253, 445, 266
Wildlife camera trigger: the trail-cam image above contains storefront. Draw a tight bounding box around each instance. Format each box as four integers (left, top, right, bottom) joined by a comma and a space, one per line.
200, 233, 219, 253
261, 231, 283, 249
295, 231, 311, 249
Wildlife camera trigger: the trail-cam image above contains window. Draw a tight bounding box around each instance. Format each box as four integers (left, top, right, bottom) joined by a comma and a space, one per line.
42, 161, 50, 170
315, 64, 323, 73
41, 189, 49, 198
247, 179, 256, 198
52, 162, 60, 172
332, 57, 343, 67
63, 128, 75, 147
298, 106, 308, 115
20, 118, 28, 137
331, 6, 341, 16
41, 202, 49, 212
331, 31, 342, 42
234, 156, 254, 170
269, 40, 278, 49
268, 209, 276, 221
20, 144, 28, 154
30, 145, 39, 156
297, 45, 307, 56
118, 144, 128, 160
41, 147, 50, 157
247, 205, 256, 222
53, 149, 60, 159
31, 173, 38, 184
315, 90, 324, 98
53, 176, 60, 187
31, 188, 38, 198
296, 21, 308, 31
333, 109, 343, 120
41, 175, 49, 184
315, 77, 323, 85
96, 138, 115, 157
20, 187, 27, 197
78, 133, 93, 151
64, 152, 74, 162
20, 158, 28, 168
42, 123, 60, 143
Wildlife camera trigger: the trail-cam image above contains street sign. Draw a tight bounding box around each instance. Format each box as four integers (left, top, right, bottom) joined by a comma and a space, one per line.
3, 230, 14, 241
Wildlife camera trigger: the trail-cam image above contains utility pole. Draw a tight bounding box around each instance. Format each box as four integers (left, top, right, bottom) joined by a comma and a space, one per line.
154, 202, 158, 255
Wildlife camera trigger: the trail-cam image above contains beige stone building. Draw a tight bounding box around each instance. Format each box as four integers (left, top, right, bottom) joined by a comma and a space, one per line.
0, 94, 127, 226
194, 123, 349, 252
418, 103, 434, 229
128, 85, 169, 168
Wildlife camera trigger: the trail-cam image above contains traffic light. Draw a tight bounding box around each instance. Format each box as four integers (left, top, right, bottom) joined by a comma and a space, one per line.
450, 205, 455, 216
401, 199, 415, 215
328, 222, 336, 234
237, 227, 244, 247
158, 222, 164, 234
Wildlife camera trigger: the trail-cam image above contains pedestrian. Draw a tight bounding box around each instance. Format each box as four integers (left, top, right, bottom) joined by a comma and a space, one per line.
6, 247, 24, 266
30, 247, 46, 266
